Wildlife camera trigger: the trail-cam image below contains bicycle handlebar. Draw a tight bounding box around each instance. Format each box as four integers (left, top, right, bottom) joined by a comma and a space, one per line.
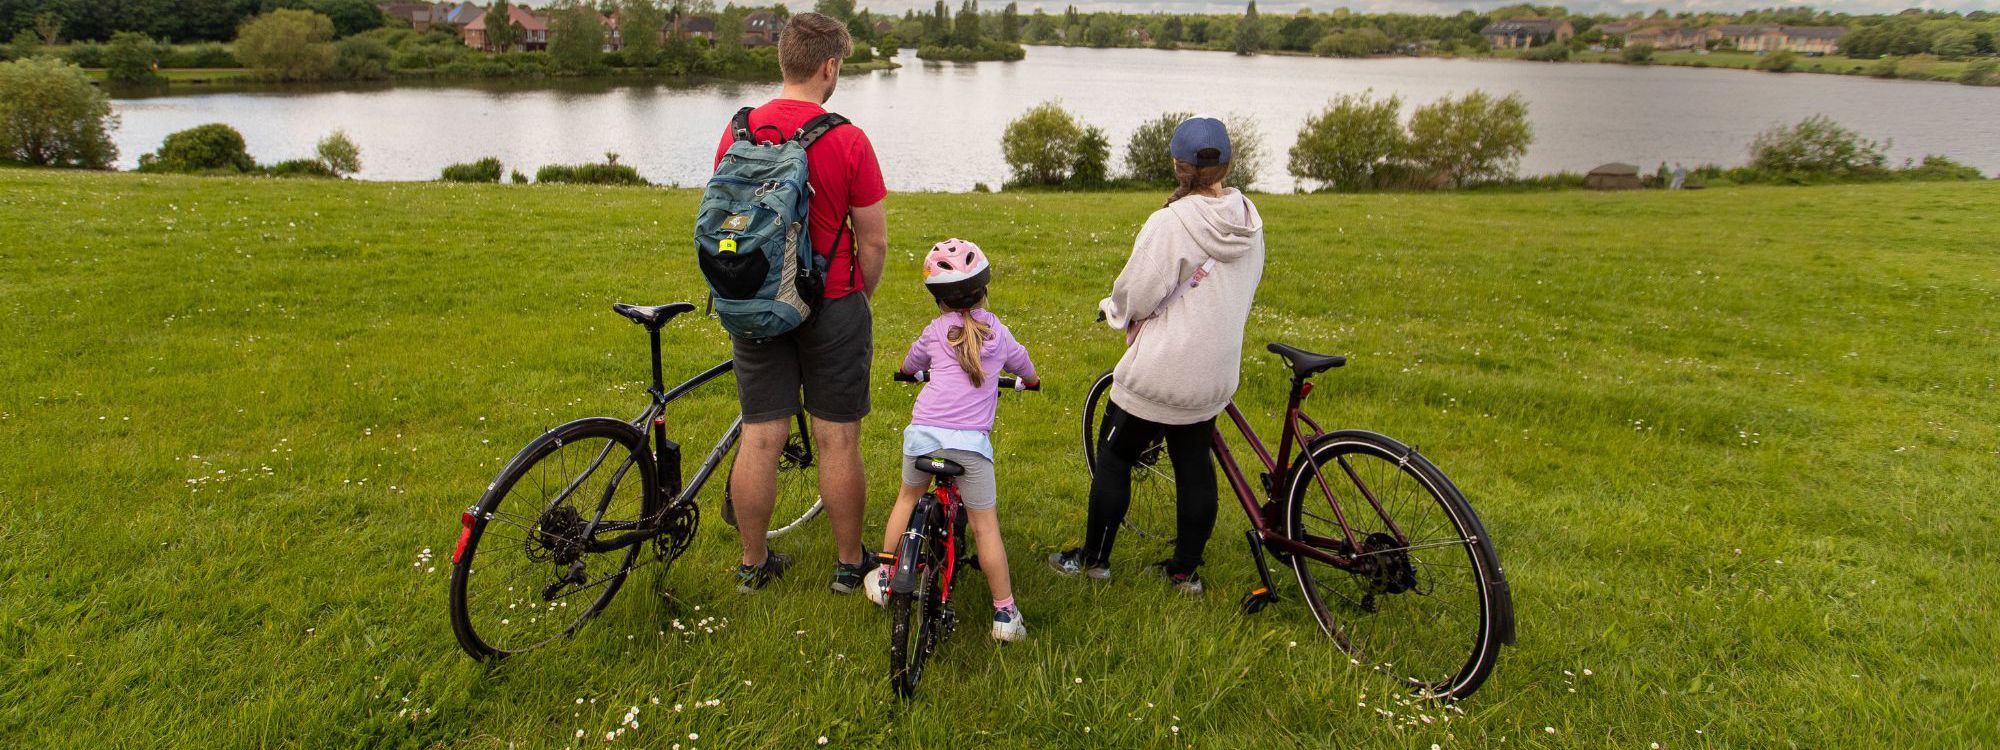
894, 370, 1040, 391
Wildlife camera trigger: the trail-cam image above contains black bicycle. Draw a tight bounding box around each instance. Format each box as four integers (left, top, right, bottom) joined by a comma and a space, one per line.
447, 302, 818, 660
885, 370, 1037, 697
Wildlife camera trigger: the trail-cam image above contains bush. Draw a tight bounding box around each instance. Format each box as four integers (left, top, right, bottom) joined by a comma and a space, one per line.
264, 158, 338, 178
137, 123, 257, 174
105, 32, 163, 84
1000, 101, 1084, 186
0, 58, 119, 168
1755, 50, 1797, 72
315, 130, 361, 176
1407, 90, 1532, 187
441, 157, 504, 183
1071, 125, 1110, 186
168, 43, 240, 68
1866, 56, 1899, 78
510, 169, 529, 184
1288, 91, 1406, 191
1747, 115, 1887, 181
535, 155, 648, 185
1962, 59, 2000, 86
335, 36, 392, 80
1897, 154, 1983, 182
916, 39, 1026, 61
1123, 111, 1193, 185
1221, 114, 1266, 190
236, 9, 338, 81
1311, 28, 1393, 58
1518, 43, 1569, 61
1621, 43, 1653, 64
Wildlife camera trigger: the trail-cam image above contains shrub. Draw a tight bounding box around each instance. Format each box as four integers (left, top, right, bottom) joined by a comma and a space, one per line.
105, 32, 163, 84
335, 36, 392, 80
315, 130, 361, 176
1897, 155, 1983, 182
1755, 50, 1797, 72
1221, 113, 1264, 191
1123, 111, 1193, 185
1894, 54, 1938, 81
1071, 125, 1110, 186
1962, 59, 2000, 86
441, 157, 504, 183
510, 169, 529, 184
265, 158, 338, 178
548, 0, 605, 72
535, 156, 649, 185
1747, 115, 1887, 181
1930, 29, 1976, 59
1406, 90, 1532, 187
1518, 43, 1568, 61
236, 9, 338, 81
1000, 100, 1084, 186
1621, 43, 1653, 64
168, 43, 240, 68
1288, 91, 1406, 191
1866, 57, 1899, 77
1311, 28, 1393, 58
0, 57, 119, 168
59, 43, 105, 68
138, 123, 257, 174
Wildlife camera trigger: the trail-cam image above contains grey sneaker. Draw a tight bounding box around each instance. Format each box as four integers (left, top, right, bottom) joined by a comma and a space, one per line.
830, 547, 877, 595
1147, 559, 1204, 595
735, 550, 793, 593
1047, 548, 1110, 580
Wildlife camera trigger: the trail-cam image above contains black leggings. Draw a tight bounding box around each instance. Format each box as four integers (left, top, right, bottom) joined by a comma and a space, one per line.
1082, 401, 1218, 575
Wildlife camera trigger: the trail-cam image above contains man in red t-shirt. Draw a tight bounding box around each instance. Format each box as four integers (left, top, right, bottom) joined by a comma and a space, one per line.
715, 12, 888, 596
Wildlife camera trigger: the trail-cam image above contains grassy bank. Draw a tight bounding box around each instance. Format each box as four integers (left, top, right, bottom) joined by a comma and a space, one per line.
1, 170, 1996, 748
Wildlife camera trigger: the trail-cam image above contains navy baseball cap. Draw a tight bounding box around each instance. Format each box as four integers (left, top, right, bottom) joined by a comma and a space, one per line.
1169, 116, 1231, 166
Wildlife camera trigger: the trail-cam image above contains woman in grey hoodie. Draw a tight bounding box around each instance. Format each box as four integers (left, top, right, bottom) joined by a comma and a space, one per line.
1049, 116, 1266, 593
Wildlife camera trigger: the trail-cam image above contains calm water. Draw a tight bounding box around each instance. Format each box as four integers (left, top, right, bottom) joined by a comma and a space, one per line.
109, 46, 2000, 191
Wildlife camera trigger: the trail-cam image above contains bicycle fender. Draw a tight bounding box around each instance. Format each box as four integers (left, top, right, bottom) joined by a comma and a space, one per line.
889, 496, 936, 595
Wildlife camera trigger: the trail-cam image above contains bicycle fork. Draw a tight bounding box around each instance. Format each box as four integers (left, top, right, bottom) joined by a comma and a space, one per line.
1240, 530, 1281, 615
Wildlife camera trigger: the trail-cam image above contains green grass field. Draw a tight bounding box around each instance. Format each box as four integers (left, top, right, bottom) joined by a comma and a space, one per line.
2, 169, 1996, 748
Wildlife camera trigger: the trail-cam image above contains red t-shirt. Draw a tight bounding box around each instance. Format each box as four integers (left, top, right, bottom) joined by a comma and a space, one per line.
714, 99, 886, 299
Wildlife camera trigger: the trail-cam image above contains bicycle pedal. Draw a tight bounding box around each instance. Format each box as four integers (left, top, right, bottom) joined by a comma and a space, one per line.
1238, 586, 1275, 615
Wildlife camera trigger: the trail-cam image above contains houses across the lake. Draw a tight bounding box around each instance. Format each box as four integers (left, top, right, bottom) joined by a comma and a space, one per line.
1482, 17, 1849, 54
377, 2, 760, 53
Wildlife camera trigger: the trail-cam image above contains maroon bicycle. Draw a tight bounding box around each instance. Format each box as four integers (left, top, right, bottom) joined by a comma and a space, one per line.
1083, 343, 1515, 699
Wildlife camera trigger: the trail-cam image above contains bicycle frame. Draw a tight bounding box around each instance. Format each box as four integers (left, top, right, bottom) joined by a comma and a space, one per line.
889, 478, 964, 600
1212, 379, 1408, 573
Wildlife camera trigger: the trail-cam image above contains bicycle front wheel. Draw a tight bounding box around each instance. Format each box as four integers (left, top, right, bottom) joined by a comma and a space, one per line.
889, 502, 946, 698
449, 417, 658, 661
722, 414, 823, 539
1285, 430, 1510, 700
1081, 370, 1177, 547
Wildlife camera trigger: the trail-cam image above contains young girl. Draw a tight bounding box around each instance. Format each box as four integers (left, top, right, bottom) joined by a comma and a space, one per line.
863, 238, 1039, 642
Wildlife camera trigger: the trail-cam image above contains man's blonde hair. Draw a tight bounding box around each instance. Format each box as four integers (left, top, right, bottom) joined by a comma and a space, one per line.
779, 12, 852, 82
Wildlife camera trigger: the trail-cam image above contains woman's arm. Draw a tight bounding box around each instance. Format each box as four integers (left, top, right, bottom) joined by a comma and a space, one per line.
1098, 213, 1179, 331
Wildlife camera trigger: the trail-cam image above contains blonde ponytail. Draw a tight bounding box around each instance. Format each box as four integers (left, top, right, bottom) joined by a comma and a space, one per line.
946, 310, 992, 387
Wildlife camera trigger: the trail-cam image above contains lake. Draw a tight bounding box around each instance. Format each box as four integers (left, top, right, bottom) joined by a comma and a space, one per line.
108, 46, 2000, 191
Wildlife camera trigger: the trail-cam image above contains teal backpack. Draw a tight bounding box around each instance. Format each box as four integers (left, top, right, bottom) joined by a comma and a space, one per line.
696, 106, 851, 341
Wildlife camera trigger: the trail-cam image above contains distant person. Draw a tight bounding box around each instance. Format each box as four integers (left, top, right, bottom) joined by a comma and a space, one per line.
1049, 117, 1266, 594
1670, 162, 1688, 190
711, 12, 888, 594
862, 239, 1040, 643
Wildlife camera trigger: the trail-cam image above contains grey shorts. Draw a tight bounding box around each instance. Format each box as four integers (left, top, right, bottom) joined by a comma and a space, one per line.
901, 449, 997, 511
732, 293, 873, 424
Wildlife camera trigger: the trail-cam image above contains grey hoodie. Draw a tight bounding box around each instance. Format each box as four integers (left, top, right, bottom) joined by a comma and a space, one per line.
1098, 188, 1266, 425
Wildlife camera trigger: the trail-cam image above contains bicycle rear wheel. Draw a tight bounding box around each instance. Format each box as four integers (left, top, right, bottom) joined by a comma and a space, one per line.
449, 417, 658, 660
1081, 370, 1178, 547
1284, 430, 1510, 700
722, 414, 823, 539
889, 501, 947, 698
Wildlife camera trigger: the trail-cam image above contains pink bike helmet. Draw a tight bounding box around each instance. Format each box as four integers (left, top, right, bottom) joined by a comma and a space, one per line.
922, 238, 991, 309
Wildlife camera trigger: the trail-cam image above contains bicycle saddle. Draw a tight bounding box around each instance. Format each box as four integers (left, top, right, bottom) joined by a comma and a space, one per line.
1267, 343, 1347, 379
612, 302, 697, 330
913, 454, 965, 478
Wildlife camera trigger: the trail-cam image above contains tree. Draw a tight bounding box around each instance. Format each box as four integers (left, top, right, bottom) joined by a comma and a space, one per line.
1929, 29, 1975, 59
333, 34, 392, 79
1234, 0, 1260, 55
32, 12, 61, 45
1287, 91, 1405, 190
999, 1, 1019, 42
814, 0, 855, 21
1405, 90, 1531, 187
1000, 100, 1084, 185
485, 1, 523, 52
1312, 27, 1392, 57
9, 29, 40, 59
620, 0, 664, 65
1124, 111, 1194, 184
104, 31, 162, 84
1071, 124, 1109, 185
549, 0, 606, 71
136, 123, 256, 173
306, 0, 386, 37
235, 9, 338, 81
0, 57, 118, 168
315, 129, 361, 176
953, 0, 981, 47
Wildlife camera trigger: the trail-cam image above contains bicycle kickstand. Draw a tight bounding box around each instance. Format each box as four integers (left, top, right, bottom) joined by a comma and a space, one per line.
1239, 530, 1280, 615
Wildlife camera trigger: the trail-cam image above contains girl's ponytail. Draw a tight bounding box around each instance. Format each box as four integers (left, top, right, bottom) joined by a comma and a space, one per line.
946, 310, 992, 387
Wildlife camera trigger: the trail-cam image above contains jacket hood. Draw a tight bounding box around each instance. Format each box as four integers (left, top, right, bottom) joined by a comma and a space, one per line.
1167, 188, 1262, 263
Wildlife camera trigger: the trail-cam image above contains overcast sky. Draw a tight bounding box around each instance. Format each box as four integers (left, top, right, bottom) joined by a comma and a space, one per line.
852, 0, 1987, 16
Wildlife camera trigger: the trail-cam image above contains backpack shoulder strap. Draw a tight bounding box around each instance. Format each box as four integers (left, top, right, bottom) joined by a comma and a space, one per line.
792, 113, 851, 149
729, 106, 756, 143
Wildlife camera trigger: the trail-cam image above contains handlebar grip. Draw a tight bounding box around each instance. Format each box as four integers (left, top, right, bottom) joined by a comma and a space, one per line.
893, 371, 928, 383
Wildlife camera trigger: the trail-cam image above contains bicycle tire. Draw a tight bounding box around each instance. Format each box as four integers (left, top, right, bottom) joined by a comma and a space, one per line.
1284, 430, 1510, 700
722, 414, 823, 539
1080, 370, 1178, 545
888, 503, 942, 698
449, 417, 659, 661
